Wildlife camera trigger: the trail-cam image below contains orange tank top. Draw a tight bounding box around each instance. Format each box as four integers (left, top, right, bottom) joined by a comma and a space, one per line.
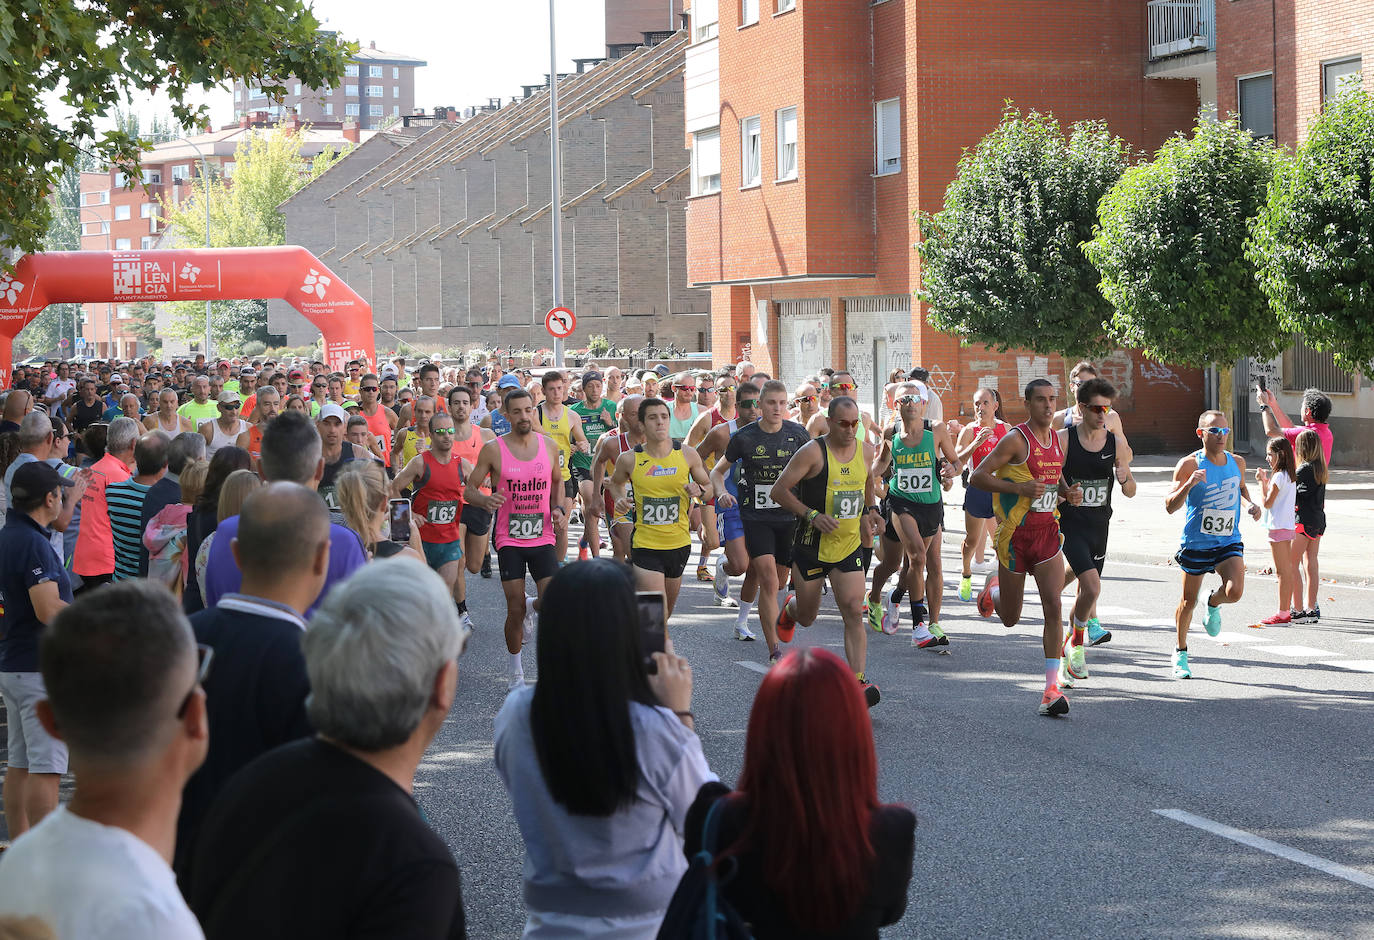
450, 426, 490, 494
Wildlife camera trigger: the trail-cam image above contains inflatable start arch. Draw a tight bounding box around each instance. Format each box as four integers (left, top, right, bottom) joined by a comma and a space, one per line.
0, 247, 374, 384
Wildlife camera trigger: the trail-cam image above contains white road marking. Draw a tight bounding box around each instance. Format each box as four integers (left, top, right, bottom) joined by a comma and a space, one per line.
1201, 632, 1276, 644
1260, 645, 1339, 657
1093, 605, 1145, 617
1118, 618, 1175, 628
1154, 809, 1374, 890
1354, 638, 1374, 644
1321, 661, 1374, 673
735, 660, 770, 675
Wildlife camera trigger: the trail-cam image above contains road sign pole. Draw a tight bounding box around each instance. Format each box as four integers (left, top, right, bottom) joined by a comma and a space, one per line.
548, 0, 564, 369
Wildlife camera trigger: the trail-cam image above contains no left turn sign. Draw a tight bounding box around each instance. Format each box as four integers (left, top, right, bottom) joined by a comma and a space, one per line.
545, 306, 576, 339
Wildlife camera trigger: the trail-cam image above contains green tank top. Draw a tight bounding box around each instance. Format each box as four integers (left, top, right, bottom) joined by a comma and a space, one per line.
570, 400, 614, 471
889, 421, 941, 505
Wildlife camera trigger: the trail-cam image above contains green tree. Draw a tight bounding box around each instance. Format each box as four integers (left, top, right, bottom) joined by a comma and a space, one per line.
0, 1, 353, 263
917, 107, 1130, 358
1085, 118, 1284, 368
1249, 90, 1374, 373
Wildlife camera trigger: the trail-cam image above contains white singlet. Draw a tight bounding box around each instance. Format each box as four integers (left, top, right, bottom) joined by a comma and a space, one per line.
206, 418, 249, 457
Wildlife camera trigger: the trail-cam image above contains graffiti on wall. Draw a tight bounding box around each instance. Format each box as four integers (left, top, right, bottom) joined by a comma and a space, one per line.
1138, 358, 1189, 391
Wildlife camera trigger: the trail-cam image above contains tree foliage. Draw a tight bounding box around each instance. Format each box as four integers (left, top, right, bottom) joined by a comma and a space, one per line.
1085, 118, 1283, 368
1249, 90, 1374, 373
0, 0, 354, 262
917, 107, 1130, 358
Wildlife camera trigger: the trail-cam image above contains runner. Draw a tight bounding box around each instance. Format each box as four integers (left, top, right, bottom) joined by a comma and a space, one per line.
177, 376, 219, 426
144, 388, 193, 434
1164, 410, 1261, 679
356, 374, 399, 469
685, 374, 737, 583
805, 371, 879, 441
696, 383, 761, 630
712, 380, 810, 663
1053, 361, 1134, 462
869, 382, 961, 649
955, 387, 1010, 602
392, 395, 436, 468
569, 371, 617, 561
234, 387, 280, 471
790, 382, 820, 428
770, 396, 885, 707
201, 391, 249, 458
591, 394, 645, 563
391, 411, 471, 624
534, 369, 589, 564
315, 403, 357, 513
464, 388, 566, 690
447, 385, 498, 605
607, 398, 713, 622
971, 379, 1084, 717
1056, 377, 1136, 688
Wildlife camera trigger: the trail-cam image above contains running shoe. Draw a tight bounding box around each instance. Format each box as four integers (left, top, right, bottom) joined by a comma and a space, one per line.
734, 623, 757, 641
1086, 618, 1111, 646
1259, 611, 1292, 626
1308, 606, 1322, 624
578, 539, 590, 562
881, 592, 901, 635
914, 623, 948, 649
480, 554, 492, 579
713, 555, 730, 601
976, 575, 999, 619
866, 596, 884, 634
776, 593, 797, 643
460, 610, 475, 634
971, 558, 996, 574
716, 594, 739, 608
697, 564, 714, 582
522, 595, 538, 644
1038, 685, 1069, 717
958, 575, 973, 603
508, 668, 525, 691
1172, 648, 1192, 679
1203, 598, 1222, 637
768, 648, 783, 666
1057, 658, 1075, 689
861, 680, 881, 708
1063, 640, 1088, 680
911, 597, 928, 630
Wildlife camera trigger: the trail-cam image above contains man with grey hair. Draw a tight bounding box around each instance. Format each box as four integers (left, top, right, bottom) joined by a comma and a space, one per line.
0, 580, 208, 937
72, 415, 138, 593
185, 557, 468, 938
1, 412, 86, 544
139, 431, 206, 567
202, 410, 366, 613
107, 431, 170, 581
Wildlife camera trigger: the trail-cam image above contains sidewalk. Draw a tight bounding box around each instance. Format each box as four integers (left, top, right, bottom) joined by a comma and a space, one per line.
942, 456, 1374, 586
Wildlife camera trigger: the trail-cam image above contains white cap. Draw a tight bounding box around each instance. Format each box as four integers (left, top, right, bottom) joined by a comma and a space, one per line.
317, 403, 349, 423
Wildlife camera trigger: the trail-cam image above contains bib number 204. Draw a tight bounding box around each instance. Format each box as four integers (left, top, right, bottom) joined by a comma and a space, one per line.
509, 513, 545, 540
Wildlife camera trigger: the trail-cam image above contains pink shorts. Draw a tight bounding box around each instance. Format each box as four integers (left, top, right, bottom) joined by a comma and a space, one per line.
1268, 528, 1295, 543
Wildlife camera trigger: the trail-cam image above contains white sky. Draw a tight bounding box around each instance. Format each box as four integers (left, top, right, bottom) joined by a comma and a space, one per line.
81, 0, 607, 131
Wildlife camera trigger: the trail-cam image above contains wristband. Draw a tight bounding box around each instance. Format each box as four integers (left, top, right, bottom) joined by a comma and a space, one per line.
807, 509, 820, 523
867, 505, 880, 514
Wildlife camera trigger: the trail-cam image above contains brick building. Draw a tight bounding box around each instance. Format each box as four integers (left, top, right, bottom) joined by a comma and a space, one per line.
270, 34, 709, 355
685, 0, 1212, 452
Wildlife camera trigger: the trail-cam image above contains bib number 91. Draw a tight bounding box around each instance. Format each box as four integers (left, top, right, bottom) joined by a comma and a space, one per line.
641, 496, 680, 526
509, 513, 545, 540
831, 490, 863, 520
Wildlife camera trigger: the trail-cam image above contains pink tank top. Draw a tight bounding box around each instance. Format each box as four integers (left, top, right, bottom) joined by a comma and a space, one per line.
493, 436, 556, 550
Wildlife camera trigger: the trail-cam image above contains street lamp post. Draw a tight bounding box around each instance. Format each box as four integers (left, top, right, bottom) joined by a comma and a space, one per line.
548, 0, 564, 369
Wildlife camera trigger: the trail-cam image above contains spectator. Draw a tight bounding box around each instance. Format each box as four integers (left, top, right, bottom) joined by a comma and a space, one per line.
0, 580, 208, 937
1, 415, 83, 546
174, 483, 329, 876
494, 559, 713, 937
0, 390, 32, 434
336, 460, 422, 560
182, 447, 253, 614
1260, 386, 1334, 464
185, 557, 468, 939
140, 432, 207, 562
682, 648, 915, 938
72, 416, 137, 593
0, 463, 77, 840
68, 379, 105, 433
202, 410, 367, 613
107, 431, 170, 582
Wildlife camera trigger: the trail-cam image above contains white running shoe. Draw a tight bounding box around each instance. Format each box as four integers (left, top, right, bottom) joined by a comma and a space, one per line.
971, 559, 996, 574
522, 595, 538, 644
734, 623, 757, 641
882, 587, 901, 634
714, 554, 730, 601
460, 610, 475, 633
508, 667, 525, 691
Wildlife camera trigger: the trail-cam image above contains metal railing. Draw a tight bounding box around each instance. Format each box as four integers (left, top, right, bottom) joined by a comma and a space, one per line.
1283, 336, 1357, 395
1147, 0, 1215, 61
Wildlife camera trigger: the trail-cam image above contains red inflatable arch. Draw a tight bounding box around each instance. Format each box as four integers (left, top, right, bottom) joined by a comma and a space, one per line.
0, 247, 374, 385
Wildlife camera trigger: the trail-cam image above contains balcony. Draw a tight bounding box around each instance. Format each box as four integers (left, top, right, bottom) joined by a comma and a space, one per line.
1148, 0, 1214, 61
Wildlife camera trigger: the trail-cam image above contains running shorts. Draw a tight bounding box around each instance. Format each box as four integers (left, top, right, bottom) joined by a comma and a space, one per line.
497, 544, 560, 583
995, 521, 1063, 574
563, 479, 578, 500
631, 544, 691, 579
1296, 522, 1323, 539
422, 538, 464, 570
743, 516, 796, 566
571, 465, 592, 485
792, 544, 863, 582
716, 505, 744, 543
1173, 542, 1244, 576
1061, 520, 1109, 576
460, 503, 492, 537
963, 485, 994, 520
888, 495, 944, 539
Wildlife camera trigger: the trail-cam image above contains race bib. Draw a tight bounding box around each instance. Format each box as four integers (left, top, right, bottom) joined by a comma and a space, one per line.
319, 485, 340, 511
753, 483, 781, 510
1078, 479, 1110, 508
425, 500, 458, 525
830, 490, 863, 520
375, 434, 387, 452
1200, 508, 1236, 537
558, 450, 566, 469
1030, 484, 1059, 513
641, 496, 680, 526
896, 467, 934, 495
509, 512, 545, 540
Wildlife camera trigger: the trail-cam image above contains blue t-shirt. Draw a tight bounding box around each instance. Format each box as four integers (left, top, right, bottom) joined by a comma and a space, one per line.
106, 478, 154, 581
0, 509, 74, 672
202, 515, 367, 615
1181, 449, 1243, 550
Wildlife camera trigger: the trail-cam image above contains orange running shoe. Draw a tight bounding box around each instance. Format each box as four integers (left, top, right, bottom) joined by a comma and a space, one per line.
976, 576, 999, 619
776, 592, 797, 643
1038, 685, 1069, 717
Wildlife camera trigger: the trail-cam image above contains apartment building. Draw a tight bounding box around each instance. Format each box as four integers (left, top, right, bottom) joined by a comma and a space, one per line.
685, 0, 1214, 451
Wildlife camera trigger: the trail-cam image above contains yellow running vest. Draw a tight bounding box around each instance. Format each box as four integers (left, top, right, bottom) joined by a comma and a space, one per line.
630, 444, 692, 550
539, 404, 574, 481
798, 437, 866, 563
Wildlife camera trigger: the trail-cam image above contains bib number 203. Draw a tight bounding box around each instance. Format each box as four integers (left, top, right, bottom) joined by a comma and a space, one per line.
509, 513, 545, 540
641, 497, 680, 526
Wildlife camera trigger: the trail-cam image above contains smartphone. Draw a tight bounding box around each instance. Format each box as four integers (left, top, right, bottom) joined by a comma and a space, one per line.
388, 498, 412, 543
636, 590, 667, 674
1255, 374, 1267, 393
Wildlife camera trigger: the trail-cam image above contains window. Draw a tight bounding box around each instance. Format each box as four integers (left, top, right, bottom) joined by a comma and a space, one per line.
741, 0, 758, 26
392, 67, 400, 79
874, 98, 901, 175
141, 236, 155, 249
346, 102, 361, 116
1238, 73, 1274, 139
294, 83, 302, 96
740, 116, 761, 187
694, 0, 718, 40
1283, 334, 1356, 394
115, 238, 132, 250
113, 171, 129, 188
345, 64, 359, 77
84, 190, 110, 206
141, 169, 160, 184
692, 128, 722, 195
345, 84, 359, 96
777, 0, 794, 11
369, 104, 383, 117
324, 102, 334, 116
117, 305, 132, 319
248, 86, 264, 99
393, 86, 400, 98
776, 107, 797, 180
114, 205, 131, 221
171, 164, 189, 181
366, 85, 383, 97
392, 105, 400, 116
1323, 57, 1363, 103
369, 65, 382, 77
140, 203, 155, 218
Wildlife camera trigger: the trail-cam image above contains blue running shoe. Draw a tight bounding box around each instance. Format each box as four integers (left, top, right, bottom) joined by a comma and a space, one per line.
1204, 597, 1222, 637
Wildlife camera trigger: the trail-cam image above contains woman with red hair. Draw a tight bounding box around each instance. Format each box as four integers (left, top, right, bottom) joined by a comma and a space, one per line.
683, 648, 915, 937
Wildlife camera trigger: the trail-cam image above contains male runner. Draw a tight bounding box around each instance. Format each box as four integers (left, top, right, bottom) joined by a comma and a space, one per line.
608, 398, 713, 622
534, 369, 588, 564
234, 386, 280, 471
315, 403, 357, 513
591, 394, 645, 562
1056, 377, 1136, 686
870, 382, 961, 649
1165, 410, 1260, 679
770, 396, 885, 707
790, 382, 820, 427
392, 395, 436, 468
685, 374, 737, 583
569, 371, 617, 560
465, 388, 566, 689
356, 374, 399, 469
805, 371, 879, 440
177, 376, 218, 427
697, 383, 761, 633
145, 388, 194, 434
1053, 361, 1134, 463
448, 385, 498, 601
391, 411, 471, 624
712, 380, 810, 663
971, 379, 1083, 717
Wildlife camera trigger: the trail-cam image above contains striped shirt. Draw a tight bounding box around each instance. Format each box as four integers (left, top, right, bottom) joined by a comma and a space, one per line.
106, 478, 153, 581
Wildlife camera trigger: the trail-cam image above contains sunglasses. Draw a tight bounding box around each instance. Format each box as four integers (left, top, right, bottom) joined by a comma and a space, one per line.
673, 385, 695, 392
832, 382, 857, 391
1202, 427, 1231, 436
833, 418, 860, 430
177, 644, 214, 719
220, 402, 240, 409
360, 386, 379, 393
738, 399, 760, 409
793, 395, 817, 405
896, 395, 924, 405
430, 427, 456, 436
1085, 404, 1112, 415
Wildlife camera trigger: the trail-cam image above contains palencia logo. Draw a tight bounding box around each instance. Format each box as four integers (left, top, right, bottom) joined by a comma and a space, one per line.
179, 263, 202, 284
301, 269, 331, 299
0, 274, 24, 305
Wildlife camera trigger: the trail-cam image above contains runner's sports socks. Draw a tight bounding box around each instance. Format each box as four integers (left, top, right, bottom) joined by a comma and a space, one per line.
1045, 658, 1059, 691
1071, 616, 1086, 646
736, 600, 753, 628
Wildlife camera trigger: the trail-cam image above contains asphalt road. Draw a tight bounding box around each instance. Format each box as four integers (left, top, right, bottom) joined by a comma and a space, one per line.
431, 525, 1374, 939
